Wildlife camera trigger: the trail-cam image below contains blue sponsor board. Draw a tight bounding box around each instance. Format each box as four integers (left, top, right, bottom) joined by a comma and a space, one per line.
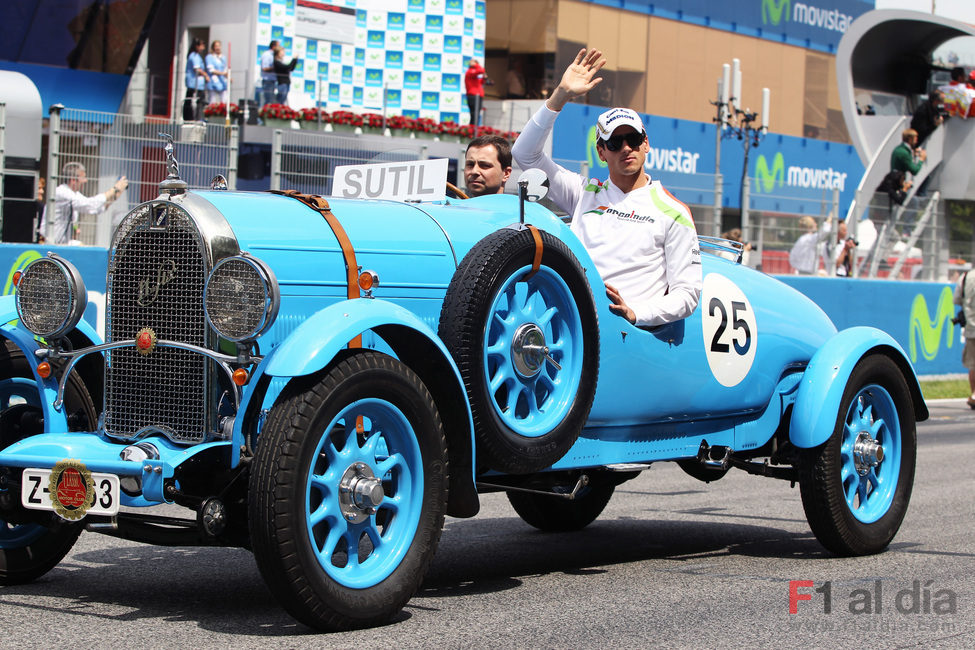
353, 87, 363, 105
342, 65, 353, 84
388, 12, 405, 29
367, 30, 384, 48
306, 39, 317, 59
475, 0, 486, 19
293, 59, 304, 76
317, 61, 328, 79
551, 103, 864, 216
272, 26, 284, 41
329, 83, 341, 103
445, 0, 464, 15
464, 17, 474, 36
407, 0, 424, 10
402, 109, 420, 120
405, 33, 424, 51
778, 277, 963, 376
444, 35, 462, 54
259, 2, 271, 22
304, 80, 315, 95
331, 43, 343, 63
356, 9, 367, 28
474, 38, 484, 58
442, 73, 460, 92
365, 69, 384, 87
404, 70, 421, 89
422, 91, 439, 110
281, 36, 293, 53
355, 48, 365, 65
440, 111, 460, 125
386, 50, 404, 69
386, 88, 402, 108
578, 0, 873, 53
423, 53, 441, 72
426, 14, 443, 33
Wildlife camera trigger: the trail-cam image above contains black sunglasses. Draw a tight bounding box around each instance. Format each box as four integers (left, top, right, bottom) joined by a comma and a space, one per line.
602, 131, 646, 152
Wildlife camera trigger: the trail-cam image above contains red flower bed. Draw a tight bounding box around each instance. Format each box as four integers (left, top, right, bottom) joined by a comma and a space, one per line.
299, 107, 329, 122
386, 114, 414, 130
259, 103, 299, 120
330, 110, 363, 126
203, 102, 240, 117
413, 118, 442, 134
361, 112, 385, 128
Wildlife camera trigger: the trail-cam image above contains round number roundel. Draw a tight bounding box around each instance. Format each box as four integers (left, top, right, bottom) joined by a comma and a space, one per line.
702, 273, 757, 387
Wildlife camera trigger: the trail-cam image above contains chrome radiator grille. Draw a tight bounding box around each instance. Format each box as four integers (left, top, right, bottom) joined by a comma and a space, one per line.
105, 203, 211, 443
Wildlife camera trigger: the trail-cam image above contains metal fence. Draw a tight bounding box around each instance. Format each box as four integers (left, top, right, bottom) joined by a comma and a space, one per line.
45, 106, 238, 247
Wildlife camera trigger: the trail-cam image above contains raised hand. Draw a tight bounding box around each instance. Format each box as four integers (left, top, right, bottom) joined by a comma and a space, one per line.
547, 48, 606, 111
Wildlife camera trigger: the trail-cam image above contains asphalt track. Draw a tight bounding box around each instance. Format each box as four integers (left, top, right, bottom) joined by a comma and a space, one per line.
1, 399, 973, 648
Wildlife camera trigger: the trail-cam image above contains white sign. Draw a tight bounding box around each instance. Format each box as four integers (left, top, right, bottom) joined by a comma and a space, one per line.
332, 158, 448, 202
701, 273, 758, 388
295, 0, 356, 45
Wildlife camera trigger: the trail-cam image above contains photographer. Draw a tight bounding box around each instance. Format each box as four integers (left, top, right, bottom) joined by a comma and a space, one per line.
953, 269, 975, 408
910, 90, 944, 146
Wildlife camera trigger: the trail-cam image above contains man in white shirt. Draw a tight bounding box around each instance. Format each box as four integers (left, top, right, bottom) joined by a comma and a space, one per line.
511, 48, 701, 326
42, 162, 127, 245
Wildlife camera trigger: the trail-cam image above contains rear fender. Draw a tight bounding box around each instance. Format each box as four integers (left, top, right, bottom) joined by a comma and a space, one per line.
790, 326, 927, 449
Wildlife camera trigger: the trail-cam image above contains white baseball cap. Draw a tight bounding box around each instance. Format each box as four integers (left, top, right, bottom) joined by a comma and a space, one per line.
595, 107, 646, 141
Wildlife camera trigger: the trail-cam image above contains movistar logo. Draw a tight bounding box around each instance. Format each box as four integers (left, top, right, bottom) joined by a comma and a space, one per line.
762, 0, 790, 25
754, 152, 848, 193
4, 250, 42, 295
586, 125, 608, 171
755, 153, 786, 193
909, 288, 956, 363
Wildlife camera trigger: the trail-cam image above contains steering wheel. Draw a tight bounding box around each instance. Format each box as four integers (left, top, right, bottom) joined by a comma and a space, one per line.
446, 181, 469, 200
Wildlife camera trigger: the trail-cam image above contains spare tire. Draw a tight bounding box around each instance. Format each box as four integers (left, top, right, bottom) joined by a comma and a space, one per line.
438, 227, 598, 474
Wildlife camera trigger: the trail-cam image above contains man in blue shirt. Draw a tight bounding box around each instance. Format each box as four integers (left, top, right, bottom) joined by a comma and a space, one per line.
261, 40, 279, 106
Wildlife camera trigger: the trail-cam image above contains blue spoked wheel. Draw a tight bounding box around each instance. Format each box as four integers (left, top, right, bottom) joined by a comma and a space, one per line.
484, 265, 584, 436
249, 351, 447, 631
439, 227, 598, 474
1, 341, 95, 585
799, 355, 917, 556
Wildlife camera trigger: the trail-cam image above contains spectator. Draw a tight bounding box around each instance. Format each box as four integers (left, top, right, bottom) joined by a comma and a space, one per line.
890, 128, 925, 176
832, 220, 856, 277
878, 169, 911, 208
260, 40, 279, 106
41, 162, 127, 245
464, 134, 512, 197
205, 40, 229, 106
719, 228, 751, 266
953, 269, 975, 408
512, 48, 701, 326
789, 215, 824, 274
273, 47, 298, 105
910, 90, 944, 145
183, 38, 209, 121
938, 67, 975, 118
34, 178, 46, 243
465, 58, 488, 127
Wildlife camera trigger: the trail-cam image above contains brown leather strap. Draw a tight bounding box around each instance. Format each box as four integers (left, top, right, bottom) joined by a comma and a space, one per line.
270, 189, 361, 348
525, 224, 543, 280
446, 181, 469, 200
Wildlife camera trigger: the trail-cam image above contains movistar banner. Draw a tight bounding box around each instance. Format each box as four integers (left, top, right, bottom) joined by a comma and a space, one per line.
780, 277, 964, 376
551, 103, 865, 216
579, 0, 874, 53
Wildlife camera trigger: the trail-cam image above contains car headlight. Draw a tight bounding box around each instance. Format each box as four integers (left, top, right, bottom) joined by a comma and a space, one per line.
204, 254, 280, 342
15, 254, 88, 340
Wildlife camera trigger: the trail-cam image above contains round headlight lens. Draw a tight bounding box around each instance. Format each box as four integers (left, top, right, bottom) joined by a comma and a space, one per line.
15, 254, 88, 339
204, 255, 279, 342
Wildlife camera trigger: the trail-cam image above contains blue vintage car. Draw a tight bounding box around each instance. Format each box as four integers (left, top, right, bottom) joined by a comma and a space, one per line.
0, 147, 925, 631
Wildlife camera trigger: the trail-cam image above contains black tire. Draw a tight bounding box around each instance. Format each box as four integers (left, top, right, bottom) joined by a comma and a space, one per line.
507, 480, 615, 532
439, 227, 598, 474
248, 351, 448, 631
798, 355, 917, 556
0, 341, 97, 585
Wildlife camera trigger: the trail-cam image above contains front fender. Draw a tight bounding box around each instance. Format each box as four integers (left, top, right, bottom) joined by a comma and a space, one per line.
790, 326, 927, 449
2, 295, 102, 433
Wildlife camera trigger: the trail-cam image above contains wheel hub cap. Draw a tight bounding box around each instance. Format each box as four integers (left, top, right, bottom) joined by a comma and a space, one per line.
511, 323, 549, 378
853, 433, 884, 476
339, 462, 384, 523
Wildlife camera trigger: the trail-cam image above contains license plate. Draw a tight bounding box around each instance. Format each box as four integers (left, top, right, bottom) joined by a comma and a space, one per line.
21, 468, 121, 517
